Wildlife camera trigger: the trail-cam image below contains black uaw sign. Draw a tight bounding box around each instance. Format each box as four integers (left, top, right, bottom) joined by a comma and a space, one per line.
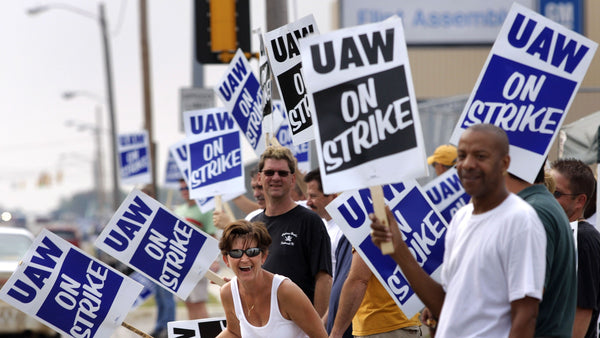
314, 66, 416, 174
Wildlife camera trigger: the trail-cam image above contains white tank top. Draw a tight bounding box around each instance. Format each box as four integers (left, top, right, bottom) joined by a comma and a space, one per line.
231, 274, 308, 338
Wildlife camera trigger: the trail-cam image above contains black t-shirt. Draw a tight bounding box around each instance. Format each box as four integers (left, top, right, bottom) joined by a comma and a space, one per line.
252, 205, 332, 301
577, 220, 600, 338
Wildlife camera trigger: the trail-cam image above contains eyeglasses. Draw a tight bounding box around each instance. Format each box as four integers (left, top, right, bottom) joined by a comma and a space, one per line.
179, 186, 189, 191
553, 190, 582, 198
227, 247, 261, 258
261, 170, 291, 177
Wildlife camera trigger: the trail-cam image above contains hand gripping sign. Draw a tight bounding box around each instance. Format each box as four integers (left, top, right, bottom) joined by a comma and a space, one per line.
326, 180, 448, 318
299, 16, 428, 195
183, 108, 245, 200
449, 3, 597, 183
216, 49, 267, 156
0, 230, 143, 338
118, 131, 152, 185
264, 15, 320, 145
95, 189, 221, 300
422, 168, 471, 224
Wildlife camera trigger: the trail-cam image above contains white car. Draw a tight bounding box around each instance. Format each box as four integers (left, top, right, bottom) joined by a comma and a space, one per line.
0, 227, 57, 336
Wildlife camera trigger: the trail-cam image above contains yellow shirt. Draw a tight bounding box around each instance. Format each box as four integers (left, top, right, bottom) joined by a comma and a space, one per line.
352, 274, 421, 336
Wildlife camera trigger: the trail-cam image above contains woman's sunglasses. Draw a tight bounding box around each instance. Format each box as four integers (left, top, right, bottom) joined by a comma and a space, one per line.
228, 247, 261, 258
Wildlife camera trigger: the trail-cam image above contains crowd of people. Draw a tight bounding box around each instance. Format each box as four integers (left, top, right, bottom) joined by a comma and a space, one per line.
147, 122, 600, 338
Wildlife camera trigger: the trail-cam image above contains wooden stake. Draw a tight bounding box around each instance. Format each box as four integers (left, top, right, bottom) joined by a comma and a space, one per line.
223, 201, 236, 221
369, 185, 394, 255
205, 270, 227, 286
214, 195, 223, 213
121, 321, 152, 337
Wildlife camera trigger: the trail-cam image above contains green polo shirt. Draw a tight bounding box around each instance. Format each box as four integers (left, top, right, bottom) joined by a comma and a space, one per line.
518, 184, 576, 338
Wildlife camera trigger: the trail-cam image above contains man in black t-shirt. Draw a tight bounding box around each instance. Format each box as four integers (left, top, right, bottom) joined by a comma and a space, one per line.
251, 146, 332, 317
551, 159, 600, 338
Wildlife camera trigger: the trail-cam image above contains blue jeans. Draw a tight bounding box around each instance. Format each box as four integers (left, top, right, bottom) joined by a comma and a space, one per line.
154, 286, 176, 331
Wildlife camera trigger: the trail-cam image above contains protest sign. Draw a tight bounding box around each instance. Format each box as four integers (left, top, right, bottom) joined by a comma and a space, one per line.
164, 151, 183, 189
265, 15, 320, 145
94, 189, 220, 300
300, 16, 428, 194
0, 230, 143, 338
118, 131, 152, 185
449, 3, 597, 183
183, 108, 245, 199
128, 271, 156, 310
167, 317, 226, 338
215, 49, 266, 156
326, 180, 448, 317
274, 100, 311, 173
169, 139, 245, 213
179, 88, 216, 132
422, 168, 471, 224
256, 29, 276, 139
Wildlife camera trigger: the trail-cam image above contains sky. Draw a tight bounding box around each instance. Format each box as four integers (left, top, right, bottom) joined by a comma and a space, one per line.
0, 0, 336, 215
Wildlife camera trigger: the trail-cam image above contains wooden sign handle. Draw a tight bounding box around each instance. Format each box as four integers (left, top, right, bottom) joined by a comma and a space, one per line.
214, 195, 223, 213
223, 201, 236, 221
369, 185, 394, 255
205, 270, 227, 286
121, 321, 152, 337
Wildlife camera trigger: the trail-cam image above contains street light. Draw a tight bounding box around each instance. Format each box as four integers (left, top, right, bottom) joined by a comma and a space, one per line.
63, 92, 107, 220
28, 3, 120, 212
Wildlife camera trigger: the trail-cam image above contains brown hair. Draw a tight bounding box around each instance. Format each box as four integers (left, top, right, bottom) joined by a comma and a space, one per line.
258, 146, 297, 174
219, 220, 272, 255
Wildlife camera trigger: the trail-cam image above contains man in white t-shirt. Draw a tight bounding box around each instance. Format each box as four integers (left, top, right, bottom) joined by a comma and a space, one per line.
371, 124, 546, 337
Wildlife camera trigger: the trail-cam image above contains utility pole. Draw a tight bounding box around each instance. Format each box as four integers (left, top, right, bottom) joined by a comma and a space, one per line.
139, 0, 157, 195
98, 3, 121, 212
266, 0, 287, 100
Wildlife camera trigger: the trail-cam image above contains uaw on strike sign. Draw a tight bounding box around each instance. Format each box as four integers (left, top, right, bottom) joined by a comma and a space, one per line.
326, 180, 448, 317
300, 16, 427, 194
183, 108, 245, 200
95, 190, 220, 300
0, 230, 143, 338
449, 3, 597, 183
265, 15, 319, 146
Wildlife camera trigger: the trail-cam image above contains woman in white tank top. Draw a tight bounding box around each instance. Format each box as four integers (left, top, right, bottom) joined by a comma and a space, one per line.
217, 220, 327, 338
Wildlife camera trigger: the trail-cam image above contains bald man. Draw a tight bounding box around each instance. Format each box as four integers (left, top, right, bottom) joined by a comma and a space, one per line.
371, 124, 547, 337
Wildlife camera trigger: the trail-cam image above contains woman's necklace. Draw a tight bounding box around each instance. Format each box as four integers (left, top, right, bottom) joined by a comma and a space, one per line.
246, 303, 255, 317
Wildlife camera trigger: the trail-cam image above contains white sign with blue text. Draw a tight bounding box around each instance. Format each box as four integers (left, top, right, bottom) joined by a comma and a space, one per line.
164, 151, 183, 189
422, 168, 471, 224
169, 139, 246, 213
118, 131, 152, 185
183, 108, 245, 199
216, 49, 266, 156
326, 180, 448, 317
274, 100, 311, 173
265, 15, 320, 146
299, 16, 428, 194
94, 189, 220, 299
449, 3, 597, 183
0, 230, 143, 338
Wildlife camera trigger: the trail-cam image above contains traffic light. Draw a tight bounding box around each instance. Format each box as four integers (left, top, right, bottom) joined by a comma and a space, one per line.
195, 0, 251, 64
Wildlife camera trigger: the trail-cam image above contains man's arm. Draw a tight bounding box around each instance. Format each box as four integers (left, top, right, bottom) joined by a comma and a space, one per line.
572, 307, 592, 338
329, 252, 370, 338
314, 270, 332, 317
370, 207, 446, 317
232, 195, 260, 214
508, 296, 539, 338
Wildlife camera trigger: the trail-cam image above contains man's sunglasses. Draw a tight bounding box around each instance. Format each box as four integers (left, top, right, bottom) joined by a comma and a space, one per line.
228, 247, 261, 258
553, 190, 582, 198
261, 170, 291, 177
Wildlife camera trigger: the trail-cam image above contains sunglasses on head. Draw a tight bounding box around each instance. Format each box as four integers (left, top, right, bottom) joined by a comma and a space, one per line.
228, 247, 261, 258
261, 169, 291, 177
553, 190, 582, 198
